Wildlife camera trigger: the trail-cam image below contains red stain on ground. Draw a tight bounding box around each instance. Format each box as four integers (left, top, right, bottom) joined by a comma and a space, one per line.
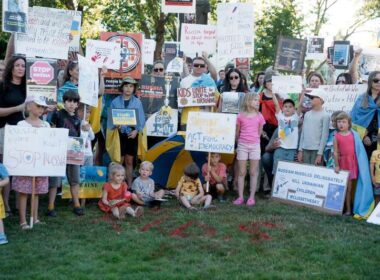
169, 220, 195, 237
140, 219, 164, 232
238, 221, 280, 242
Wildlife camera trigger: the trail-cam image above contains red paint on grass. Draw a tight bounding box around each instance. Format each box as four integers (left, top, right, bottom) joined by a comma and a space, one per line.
140, 219, 164, 232
169, 220, 195, 237
238, 221, 280, 243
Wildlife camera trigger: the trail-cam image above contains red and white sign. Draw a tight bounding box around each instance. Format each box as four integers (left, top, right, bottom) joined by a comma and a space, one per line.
30, 61, 54, 85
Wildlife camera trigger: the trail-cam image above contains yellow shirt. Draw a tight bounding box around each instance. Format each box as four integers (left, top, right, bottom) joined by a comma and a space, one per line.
370, 150, 380, 183
178, 176, 202, 196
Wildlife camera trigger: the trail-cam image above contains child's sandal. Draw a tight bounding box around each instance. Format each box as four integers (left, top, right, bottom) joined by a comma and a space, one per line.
20, 222, 31, 230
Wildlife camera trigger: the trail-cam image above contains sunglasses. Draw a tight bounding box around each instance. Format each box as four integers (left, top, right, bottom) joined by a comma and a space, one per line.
373, 79, 380, 84
154, 68, 164, 72
229, 75, 240, 80
193, 63, 206, 68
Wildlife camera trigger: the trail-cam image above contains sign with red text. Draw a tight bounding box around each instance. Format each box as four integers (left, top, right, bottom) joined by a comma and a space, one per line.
177, 87, 216, 107
3, 126, 68, 176
180, 24, 216, 54
86, 39, 121, 70
161, 0, 195, 14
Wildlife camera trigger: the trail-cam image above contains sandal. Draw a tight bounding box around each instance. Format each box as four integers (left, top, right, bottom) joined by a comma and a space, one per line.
34, 220, 45, 225
20, 222, 31, 230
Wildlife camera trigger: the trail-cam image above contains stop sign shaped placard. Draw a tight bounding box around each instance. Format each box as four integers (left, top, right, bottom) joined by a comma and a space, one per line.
30, 61, 54, 85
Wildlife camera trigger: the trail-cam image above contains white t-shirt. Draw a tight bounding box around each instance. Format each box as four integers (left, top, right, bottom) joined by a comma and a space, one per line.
276, 111, 299, 149
180, 74, 199, 88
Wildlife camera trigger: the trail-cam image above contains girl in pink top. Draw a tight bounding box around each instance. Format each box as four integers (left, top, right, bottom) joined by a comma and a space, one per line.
333, 112, 358, 216
234, 93, 266, 206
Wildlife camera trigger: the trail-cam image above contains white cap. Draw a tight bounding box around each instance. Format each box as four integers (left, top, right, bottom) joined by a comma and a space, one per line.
307, 88, 326, 101
25, 95, 48, 107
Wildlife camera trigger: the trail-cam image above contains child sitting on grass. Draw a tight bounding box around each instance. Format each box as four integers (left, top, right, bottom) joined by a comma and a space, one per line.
175, 163, 213, 211
98, 163, 143, 219
131, 161, 165, 206
202, 153, 227, 202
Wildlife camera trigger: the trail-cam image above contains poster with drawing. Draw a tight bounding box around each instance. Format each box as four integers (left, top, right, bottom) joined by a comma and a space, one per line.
146, 108, 178, 137
333, 41, 350, 69
164, 42, 184, 73
2, 0, 28, 33
65, 9, 82, 53
78, 55, 99, 107
306, 37, 325, 61
177, 87, 215, 107
86, 39, 121, 70
359, 48, 380, 81
67, 137, 85, 165
274, 36, 307, 74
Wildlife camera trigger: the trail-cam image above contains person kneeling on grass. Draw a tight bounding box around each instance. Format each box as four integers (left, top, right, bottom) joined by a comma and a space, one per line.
202, 153, 227, 202
175, 163, 213, 211
131, 161, 165, 206
98, 163, 143, 220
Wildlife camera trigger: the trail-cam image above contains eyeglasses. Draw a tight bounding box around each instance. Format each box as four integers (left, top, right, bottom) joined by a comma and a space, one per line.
373, 79, 380, 84
193, 63, 206, 68
154, 68, 164, 72
229, 75, 240, 80
336, 80, 346, 84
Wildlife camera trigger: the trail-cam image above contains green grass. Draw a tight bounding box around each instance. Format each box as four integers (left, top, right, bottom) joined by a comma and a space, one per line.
1, 194, 379, 279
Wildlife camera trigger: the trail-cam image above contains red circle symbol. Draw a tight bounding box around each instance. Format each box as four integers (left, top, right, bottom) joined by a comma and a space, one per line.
30, 61, 54, 85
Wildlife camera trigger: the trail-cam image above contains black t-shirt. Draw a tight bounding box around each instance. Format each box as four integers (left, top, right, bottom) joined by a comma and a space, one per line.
50, 109, 81, 137
0, 82, 26, 127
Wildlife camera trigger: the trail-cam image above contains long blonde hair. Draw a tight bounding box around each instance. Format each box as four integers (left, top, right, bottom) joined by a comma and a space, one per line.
241, 92, 259, 113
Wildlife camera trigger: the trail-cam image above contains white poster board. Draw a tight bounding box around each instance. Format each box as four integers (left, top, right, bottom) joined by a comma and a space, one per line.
15, 6, 73, 60
272, 161, 349, 215
177, 87, 215, 107
359, 48, 380, 81
185, 112, 237, 154
3, 125, 68, 176
67, 10, 82, 53
2, 0, 28, 33
85, 39, 121, 70
161, 0, 196, 14
143, 39, 156, 65
367, 203, 380, 225
78, 55, 99, 107
272, 76, 303, 99
146, 108, 178, 137
217, 3, 254, 59
306, 37, 325, 61
180, 24, 216, 55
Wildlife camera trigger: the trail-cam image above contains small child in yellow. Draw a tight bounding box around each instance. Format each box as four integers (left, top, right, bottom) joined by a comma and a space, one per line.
370, 135, 380, 205
175, 163, 213, 210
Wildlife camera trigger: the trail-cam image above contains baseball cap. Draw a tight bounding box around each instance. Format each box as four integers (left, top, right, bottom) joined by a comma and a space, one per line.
307, 88, 326, 101
25, 95, 48, 107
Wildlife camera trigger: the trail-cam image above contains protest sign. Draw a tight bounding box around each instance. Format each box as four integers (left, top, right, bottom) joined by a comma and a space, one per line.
221, 92, 244, 114
272, 161, 349, 215
180, 24, 216, 55
112, 109, 137, 126
3, 126, 68, 177
185, 112, 237, 154
306, 37, 325, 61
272, 75, 303, 99
62, 166, 107, 199
217, 3, 254, 60
318, 84, 366, 114
137, 74, 179, 118
146, 108, 178, 137
367, 203, 380, 225
359, 48, 380, 81
2, 0, 28, 33
26, 58, 57, 105
161, 0, 195, 14
67, 137, 85, 165
86, 39, 121, 70
164, 42, 183, 73
177, 87, 216, 107
235, 58, 250, 78
274, 36, 307, 74
67, 10, 82, 53
78, 55, 99, 107
333, 41, 350, 69
100, 32, 143, 93
143, 39, 156, 65
15, 6, 73, 60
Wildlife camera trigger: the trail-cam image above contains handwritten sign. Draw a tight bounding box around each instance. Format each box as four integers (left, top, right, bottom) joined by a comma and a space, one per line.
185, 112, 237, 154
306, 37, 325, 61
15, 6, 73, 60
3, 125, 68, 176
67, 10, 82, 52
161, 0, 195, 14
143, 39, 156, 65
78, 55, 99, 107
177, 87, 216, 107
62, 166, 107, 199
112, 109, 137, 126
67, 137, 85, 165
86, 39, 121, 70
272, 161, 349, 215
146, 108, 178, 137
217, 3, 254, 59
272, 75, 303, 99
180, 24, 216, 54
359, 48, 380, 81
221, 92, 244, 114
367, 203, 380, 225
2, 0, 28, 33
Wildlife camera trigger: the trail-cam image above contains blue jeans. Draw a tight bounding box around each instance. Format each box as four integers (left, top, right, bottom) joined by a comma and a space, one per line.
272, 148, 297, 174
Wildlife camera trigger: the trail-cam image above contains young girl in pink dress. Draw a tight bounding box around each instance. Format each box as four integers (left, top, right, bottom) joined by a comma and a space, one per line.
333, 112, 358, 216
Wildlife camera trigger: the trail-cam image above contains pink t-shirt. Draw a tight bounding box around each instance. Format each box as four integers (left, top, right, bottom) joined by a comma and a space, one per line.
201, 162, 227, 185
237, 112, 266, 144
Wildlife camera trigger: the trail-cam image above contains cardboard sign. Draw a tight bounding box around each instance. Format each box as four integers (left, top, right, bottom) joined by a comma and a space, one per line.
359, 48, 380, 81
306, 37, 325, 61
180, 24, 217, 55
177, 87, 216, 107
137, 74, 179, 118
318, 84, 367, 114
161, 0, 195, 14
143, 39, 156, 65
15, 6, 73, 60
2, 0, 28, 33
272, 75, 303, 99
26, 58, 57, 105
62, 166, 107, 199
217, 3, 254, 59
272, 161, 349, 215
146, 108, 178, 137
86, 39, 121, 70
78, 55, 99, 107
185, 112, 237, 154
67, 137, 85, 165
221, 92, 244, 114
100, 32, 143, 93
3, 125, 68, 176
367, 203, 380, 225
112, 109, 137, 126
333, 41, 350, 69
274, 36, 307, 74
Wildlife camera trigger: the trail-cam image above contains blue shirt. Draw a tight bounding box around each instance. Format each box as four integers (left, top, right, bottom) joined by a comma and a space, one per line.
0, 163, 9, 180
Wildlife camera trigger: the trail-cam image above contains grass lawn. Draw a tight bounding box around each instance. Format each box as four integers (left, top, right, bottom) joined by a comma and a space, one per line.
1, 194, 379, 279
